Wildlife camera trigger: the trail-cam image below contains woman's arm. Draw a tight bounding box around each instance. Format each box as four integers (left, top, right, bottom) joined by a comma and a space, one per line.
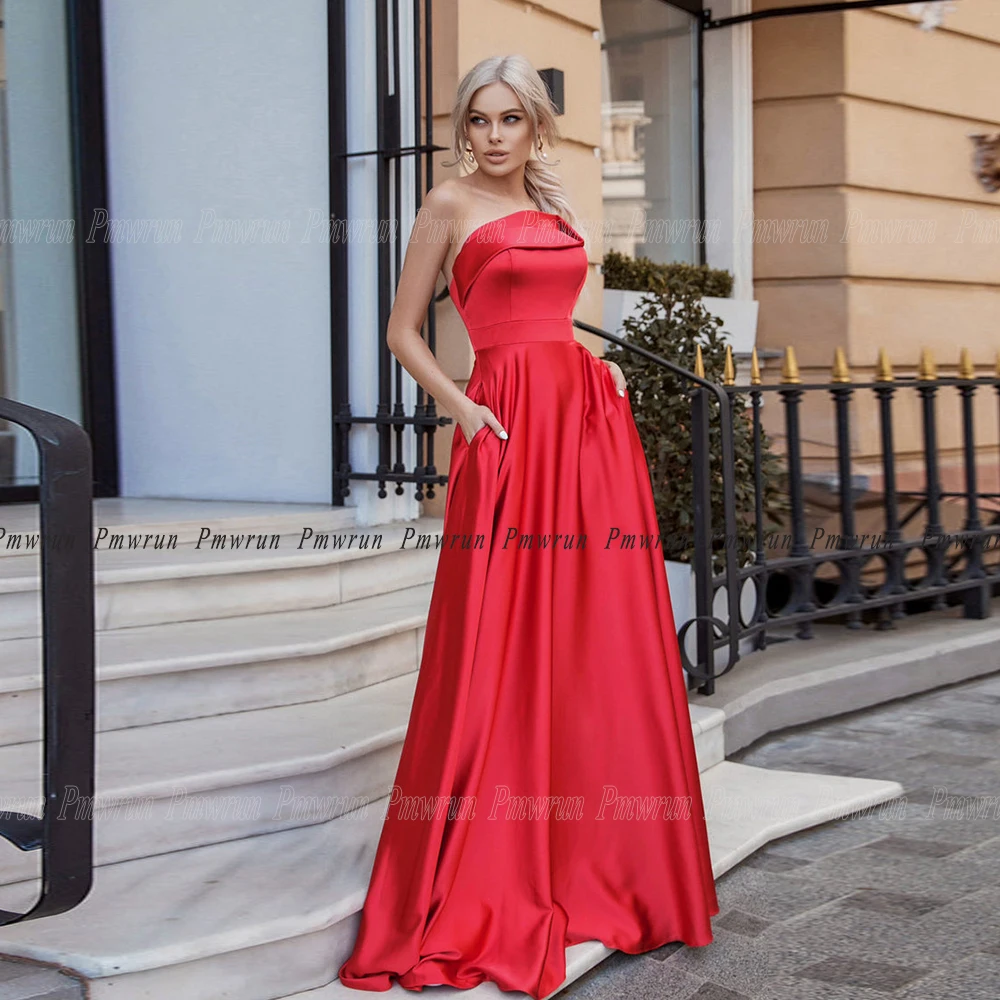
384, 186, 507, 444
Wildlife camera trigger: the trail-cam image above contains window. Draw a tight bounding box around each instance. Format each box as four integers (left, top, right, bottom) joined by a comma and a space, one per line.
600, 0, 702, 265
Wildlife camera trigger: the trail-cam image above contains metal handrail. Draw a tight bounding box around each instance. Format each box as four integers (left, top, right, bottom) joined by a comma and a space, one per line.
0, 397, 95, 925
573, 318, 741, 693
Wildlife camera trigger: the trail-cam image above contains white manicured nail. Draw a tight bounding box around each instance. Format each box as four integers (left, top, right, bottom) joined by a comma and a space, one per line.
618, 388, 625, 396
499, 430, 508, 439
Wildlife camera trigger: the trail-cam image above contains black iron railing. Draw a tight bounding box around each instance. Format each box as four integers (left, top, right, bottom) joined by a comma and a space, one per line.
573, 319, 741, 695
711, 348, 1000, 692
329, 0, 452, 504
572, 323, 1000, 697
0, 397, 95, 926
720, 346, 1000, 689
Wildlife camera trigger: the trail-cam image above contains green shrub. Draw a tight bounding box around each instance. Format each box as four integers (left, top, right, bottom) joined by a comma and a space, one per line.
601, 254, 786, 570
602, 248, 734, 299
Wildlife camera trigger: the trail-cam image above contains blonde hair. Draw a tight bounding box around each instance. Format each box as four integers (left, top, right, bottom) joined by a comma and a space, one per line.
447, 55, 578, 231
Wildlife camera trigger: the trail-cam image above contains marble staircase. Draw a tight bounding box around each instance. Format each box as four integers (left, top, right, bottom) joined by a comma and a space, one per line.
0, 499, 904, 1000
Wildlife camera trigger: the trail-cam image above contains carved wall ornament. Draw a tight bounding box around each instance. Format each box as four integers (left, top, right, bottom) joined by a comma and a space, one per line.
968, 133, 1000, 194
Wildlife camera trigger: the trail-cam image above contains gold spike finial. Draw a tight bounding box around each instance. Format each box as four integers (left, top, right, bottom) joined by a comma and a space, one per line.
780, 345, 801, 384
958, 347, 975, 380
750, 345, 761, 385
917, 347, 937, 380
694, 343, 705, 379
723, 344, 736, 385
831, 346, 851, 383
875, 346, 894, 382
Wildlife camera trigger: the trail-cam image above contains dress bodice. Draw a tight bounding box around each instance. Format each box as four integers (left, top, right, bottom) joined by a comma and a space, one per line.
448, 209, 587, 352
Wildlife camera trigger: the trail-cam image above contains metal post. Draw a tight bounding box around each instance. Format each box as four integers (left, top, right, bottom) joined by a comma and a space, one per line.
691, 386, 715, 694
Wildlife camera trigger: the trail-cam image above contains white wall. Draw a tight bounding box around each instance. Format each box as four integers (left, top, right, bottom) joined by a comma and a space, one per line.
103, 0, 332, 502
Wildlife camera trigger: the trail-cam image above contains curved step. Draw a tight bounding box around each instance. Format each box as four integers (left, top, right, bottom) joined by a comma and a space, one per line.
0, 689, 724, 887
0, 764, 903, 1000
0, 583, 434, 745
0, 516, 445, 640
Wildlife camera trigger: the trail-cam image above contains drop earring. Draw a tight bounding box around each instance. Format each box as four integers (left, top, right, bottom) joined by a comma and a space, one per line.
537, 138, 548, 161
465, 144, 476, 164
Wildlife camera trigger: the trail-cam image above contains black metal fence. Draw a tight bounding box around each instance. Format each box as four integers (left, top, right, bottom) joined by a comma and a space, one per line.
0, 397, 95, 926
571, 320, 1000, 696
695, 345, 1000, 694
572, 319, 742, 693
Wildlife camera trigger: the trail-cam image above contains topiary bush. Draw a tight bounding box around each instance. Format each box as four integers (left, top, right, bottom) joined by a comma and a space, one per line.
601, 252, 786, 571
602, 248, 734, 299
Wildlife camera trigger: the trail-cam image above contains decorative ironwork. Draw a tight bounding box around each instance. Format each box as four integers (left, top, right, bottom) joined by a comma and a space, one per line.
715, 346, 999, 683
330, 0, 452, 504
571, 322, 1000, 695
573, 318, 741, 696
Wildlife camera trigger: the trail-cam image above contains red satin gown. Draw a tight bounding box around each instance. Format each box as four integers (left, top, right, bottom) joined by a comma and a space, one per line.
338, 208, 718, 998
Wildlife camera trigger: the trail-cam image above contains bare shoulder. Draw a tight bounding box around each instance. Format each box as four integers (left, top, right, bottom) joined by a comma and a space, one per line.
415, 182, 466, 237
423, 179, 466, 215
408, 184, 469, 261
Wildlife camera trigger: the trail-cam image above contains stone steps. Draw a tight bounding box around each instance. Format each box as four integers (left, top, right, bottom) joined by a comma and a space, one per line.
0, 667, 725, 885
0, 671, 416, 885
0, 501, 905, 999
0, 514, 442, 641
0, 582, 433, 744
0, 748, 901, 1000
0, 498, 358, 560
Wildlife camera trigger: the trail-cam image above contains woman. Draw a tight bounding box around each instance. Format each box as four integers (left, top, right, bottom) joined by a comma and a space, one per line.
338, 53, 718, 999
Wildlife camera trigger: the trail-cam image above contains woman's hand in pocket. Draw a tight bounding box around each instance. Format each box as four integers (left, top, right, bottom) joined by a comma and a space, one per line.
458, 401, 508, 445
602, 359, 627, 396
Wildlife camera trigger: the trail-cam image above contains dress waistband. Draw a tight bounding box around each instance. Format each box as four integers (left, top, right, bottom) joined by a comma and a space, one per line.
469, 317, 575, 350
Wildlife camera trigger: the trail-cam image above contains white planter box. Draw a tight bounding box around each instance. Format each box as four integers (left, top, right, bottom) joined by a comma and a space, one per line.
701, 295, 759, 356
665, 559, 697, 639
602, 288, 758, 357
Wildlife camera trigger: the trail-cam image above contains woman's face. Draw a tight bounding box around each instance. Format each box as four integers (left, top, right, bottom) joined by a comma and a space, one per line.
464, 83, 534, 176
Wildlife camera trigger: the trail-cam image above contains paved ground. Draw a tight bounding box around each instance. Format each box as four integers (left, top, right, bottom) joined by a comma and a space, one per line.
563, 670, 1000, 1000
0, 959, 81, 1000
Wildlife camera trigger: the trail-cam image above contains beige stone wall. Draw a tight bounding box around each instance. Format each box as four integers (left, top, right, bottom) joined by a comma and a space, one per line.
752, 1, 1000, 496
424, 0, 606, 516
423, 0, 1000, 516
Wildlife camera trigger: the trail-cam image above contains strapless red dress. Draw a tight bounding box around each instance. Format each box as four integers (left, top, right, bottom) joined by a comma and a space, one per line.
338, 209, 718, 998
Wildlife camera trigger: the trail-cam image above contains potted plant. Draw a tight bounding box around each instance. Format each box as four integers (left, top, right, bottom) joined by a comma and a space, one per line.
602, 250, 759, 370
600, 266, 786, 661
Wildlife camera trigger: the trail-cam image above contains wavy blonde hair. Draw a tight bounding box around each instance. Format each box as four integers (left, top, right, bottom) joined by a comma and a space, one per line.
447, 55, 578, 231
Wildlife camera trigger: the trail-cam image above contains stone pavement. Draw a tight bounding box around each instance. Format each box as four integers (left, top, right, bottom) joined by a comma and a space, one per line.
563, 670, 1000, 1000
0, 959, 81, 999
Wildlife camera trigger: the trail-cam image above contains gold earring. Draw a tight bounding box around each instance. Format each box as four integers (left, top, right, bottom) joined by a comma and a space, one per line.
466, 144, 476, 164
537, 138, 548, 161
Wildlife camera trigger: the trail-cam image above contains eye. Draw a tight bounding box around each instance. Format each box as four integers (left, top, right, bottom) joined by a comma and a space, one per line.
469, 115, 523, 125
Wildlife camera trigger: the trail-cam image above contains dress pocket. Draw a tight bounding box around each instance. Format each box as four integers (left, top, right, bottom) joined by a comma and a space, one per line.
596, 356, 618, 396
468, 423, 492, 446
